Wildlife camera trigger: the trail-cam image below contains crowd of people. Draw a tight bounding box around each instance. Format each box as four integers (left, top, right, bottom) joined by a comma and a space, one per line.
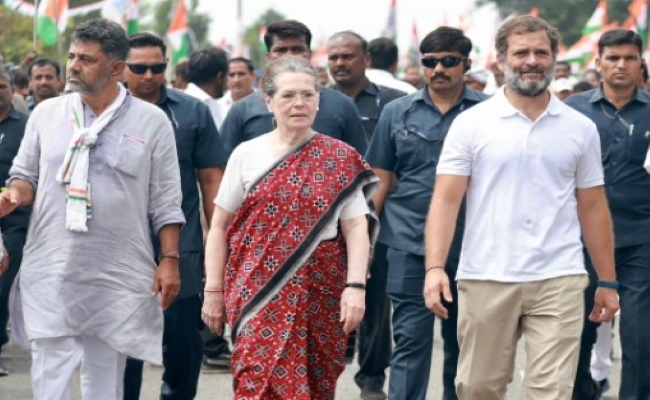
0, 12, 648, 400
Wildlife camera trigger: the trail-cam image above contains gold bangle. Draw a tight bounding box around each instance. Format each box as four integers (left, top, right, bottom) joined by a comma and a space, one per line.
204, 289, 224, 293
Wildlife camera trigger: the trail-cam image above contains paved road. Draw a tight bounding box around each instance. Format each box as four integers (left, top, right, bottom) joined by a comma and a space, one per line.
0, 323, 621, 399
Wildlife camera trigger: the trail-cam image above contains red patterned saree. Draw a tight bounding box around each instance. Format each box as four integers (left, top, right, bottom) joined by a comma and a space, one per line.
225, 134, 378, 400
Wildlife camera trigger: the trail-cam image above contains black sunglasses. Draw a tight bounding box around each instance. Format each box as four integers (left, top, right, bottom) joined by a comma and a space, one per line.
421, 56, 466, 69
127, 63, 167, 75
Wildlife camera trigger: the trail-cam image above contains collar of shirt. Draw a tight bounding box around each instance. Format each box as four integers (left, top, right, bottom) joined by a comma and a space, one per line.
588, 85, 650, 105
332, 79, 379, 99
366, 69, 394, 80
408, 85, 485, 112
493, 86, 563, 118
156, 85, 182, 106
184, 82, 213, 103
8, 106, 23, 120
0, 106, 22, 124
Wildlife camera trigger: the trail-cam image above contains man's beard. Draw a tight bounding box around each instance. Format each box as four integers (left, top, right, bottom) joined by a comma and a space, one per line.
504, 62, 553, 97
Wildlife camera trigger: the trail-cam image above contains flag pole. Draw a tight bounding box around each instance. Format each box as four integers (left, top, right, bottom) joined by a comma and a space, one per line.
33, 0, 39, 50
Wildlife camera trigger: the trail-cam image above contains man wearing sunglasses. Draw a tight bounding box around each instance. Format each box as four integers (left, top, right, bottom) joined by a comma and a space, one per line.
122, 32, 227, 400
365, 27, 487, 400
327, 30, 406, 400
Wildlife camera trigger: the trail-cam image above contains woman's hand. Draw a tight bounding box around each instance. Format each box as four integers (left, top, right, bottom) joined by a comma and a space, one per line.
340, 287, 366, 334
202, 291, 226, 335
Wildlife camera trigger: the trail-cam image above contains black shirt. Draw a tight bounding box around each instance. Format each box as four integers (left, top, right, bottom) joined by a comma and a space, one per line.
153, 86, 228, 297
333, 80, 406, 140
219, 86, 368, 158
365, 87, 488, 256
0, 107, 30, 235
566, 87, 650, 248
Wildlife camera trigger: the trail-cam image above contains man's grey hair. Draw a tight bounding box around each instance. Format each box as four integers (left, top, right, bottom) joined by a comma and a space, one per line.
71, 18, 129, 61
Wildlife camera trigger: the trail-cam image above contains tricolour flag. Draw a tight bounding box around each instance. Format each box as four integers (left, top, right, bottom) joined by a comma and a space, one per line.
583, 0, 608, 36
38, 0, 70, 47
126, 0, 139, 35
623, 0, 647, 41
382, 0, 397, 40
259, 25, 268, 54
167, 0, 190, 65
101, 0, 138, 34
561, 21, 618, 68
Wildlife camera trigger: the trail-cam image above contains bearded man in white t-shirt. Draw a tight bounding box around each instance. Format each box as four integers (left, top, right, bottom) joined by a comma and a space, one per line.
423, 15, 619, 400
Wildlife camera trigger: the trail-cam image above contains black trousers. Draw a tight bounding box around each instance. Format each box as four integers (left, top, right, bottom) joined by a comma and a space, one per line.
354, 242, 392, 390
385, 248, 459, 400
123, 295, 203, 400
572, 251, 600, 400
0, 230, 26, 355
617, 244, 650, 400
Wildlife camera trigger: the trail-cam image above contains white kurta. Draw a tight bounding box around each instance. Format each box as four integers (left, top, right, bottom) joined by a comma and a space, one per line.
9, 93, 185, 363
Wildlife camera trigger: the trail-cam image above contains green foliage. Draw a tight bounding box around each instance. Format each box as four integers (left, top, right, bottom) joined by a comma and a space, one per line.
243, 8, 286, 70
479, 0, 641, 46
0, 4, 71, 66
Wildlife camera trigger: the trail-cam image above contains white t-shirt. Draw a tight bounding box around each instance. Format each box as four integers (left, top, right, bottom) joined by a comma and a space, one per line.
216, 134, 369, 240
437, 88, 604, 282
184, 83, 225, 128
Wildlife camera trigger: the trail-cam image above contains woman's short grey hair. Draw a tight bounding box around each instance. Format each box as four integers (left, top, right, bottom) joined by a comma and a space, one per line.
262, 56, 318, 97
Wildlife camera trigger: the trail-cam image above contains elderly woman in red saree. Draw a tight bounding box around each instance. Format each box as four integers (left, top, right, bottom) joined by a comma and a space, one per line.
202, 55, 378, 400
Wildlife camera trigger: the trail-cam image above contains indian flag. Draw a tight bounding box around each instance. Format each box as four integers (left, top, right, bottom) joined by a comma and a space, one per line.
101, 0, 138, 34
38, 0, 70, 47
167, 0, 190, 65
561, 22, 619, 68
127, 0, 139, 35
259, 25, 267, 54
582, 0, 608, 36
623, 0, 647, 37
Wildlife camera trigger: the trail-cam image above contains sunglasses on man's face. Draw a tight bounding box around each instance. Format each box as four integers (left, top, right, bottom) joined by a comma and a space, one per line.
420, 56, 466, 69
126, 63, 167, 75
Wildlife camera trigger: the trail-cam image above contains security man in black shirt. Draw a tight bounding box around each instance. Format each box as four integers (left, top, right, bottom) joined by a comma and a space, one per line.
327, 30, 405, 400
0, 70, 30, 376
566, 28, 650, 400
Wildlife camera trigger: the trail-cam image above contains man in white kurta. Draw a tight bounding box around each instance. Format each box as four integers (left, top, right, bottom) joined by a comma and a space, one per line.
0, 19, 185, 400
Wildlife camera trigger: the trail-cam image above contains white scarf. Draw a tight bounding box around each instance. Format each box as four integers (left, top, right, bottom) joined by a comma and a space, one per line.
56, 84, 127, 232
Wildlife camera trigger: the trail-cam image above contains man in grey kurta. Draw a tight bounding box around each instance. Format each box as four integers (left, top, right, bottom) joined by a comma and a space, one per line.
0, 19, 185, 399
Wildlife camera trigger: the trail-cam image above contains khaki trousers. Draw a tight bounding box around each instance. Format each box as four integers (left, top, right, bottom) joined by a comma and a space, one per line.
456, 275, 588, 400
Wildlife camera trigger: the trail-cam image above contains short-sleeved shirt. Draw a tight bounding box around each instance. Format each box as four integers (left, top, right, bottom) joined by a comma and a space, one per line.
365, 86, 488, 256
438, 88, 604, 282
153, 86, 228, 297
565, 87, 650, 248
0, 107, 30, 235
219, 86, 368, 158
333, 80, 406, 140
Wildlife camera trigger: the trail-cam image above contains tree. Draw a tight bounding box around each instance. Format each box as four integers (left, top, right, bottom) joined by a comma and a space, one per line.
242, 8, 286, 70
480, 0, 636, 46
